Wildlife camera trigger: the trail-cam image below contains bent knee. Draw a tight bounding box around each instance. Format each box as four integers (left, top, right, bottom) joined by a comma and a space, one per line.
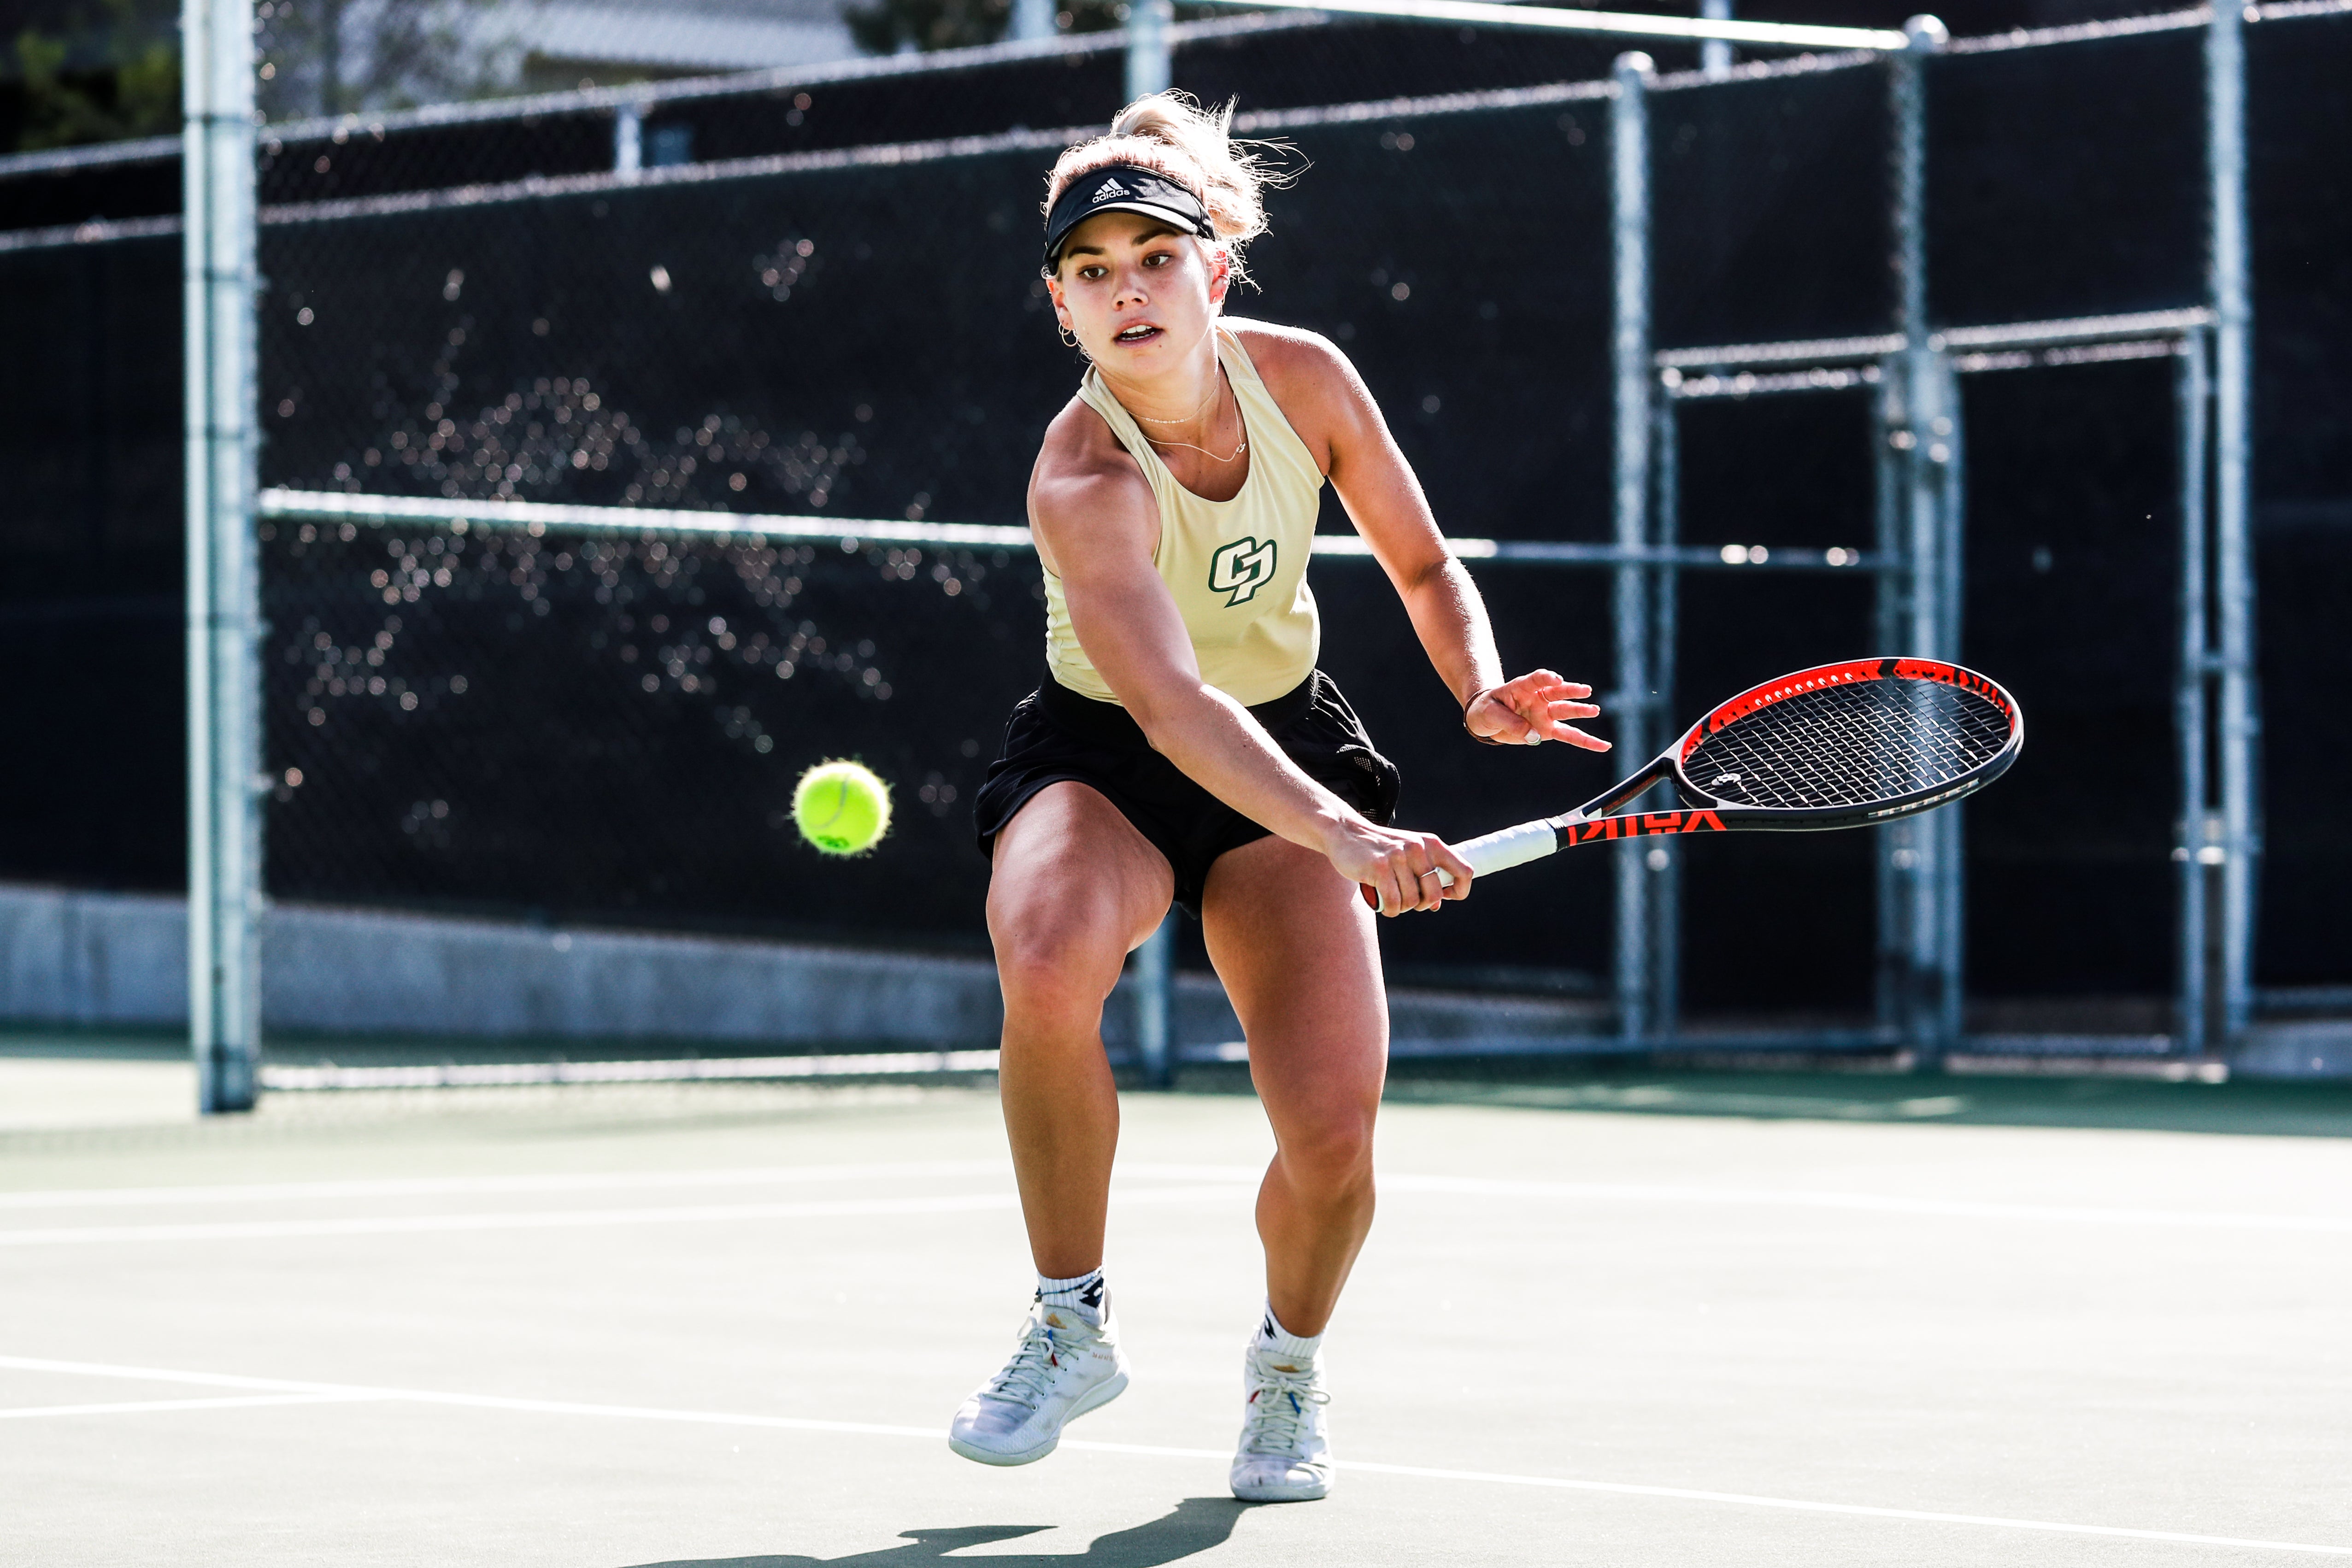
1276, 1119, 1376, 1196
990, 918, 1126, 1019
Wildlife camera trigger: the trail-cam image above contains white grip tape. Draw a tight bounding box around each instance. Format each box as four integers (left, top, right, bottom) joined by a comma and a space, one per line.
1436, 820, 1560, 887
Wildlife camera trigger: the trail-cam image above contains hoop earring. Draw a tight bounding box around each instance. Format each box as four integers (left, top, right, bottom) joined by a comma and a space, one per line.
1058, 323, 1079, 349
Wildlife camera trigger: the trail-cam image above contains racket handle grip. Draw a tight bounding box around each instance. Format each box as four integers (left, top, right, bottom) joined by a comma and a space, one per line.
1450, 819, 1564, 881
1356, 819, 1561, 907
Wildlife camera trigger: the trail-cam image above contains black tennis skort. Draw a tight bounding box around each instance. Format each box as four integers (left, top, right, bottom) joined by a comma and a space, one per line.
973, 670, 1401, 918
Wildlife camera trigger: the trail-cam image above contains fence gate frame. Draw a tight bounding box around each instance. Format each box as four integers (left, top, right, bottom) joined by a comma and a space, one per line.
1613, 10, 2257, 1064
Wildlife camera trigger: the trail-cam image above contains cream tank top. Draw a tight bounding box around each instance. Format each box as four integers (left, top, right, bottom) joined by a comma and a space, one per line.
1042, 323, 1324, 709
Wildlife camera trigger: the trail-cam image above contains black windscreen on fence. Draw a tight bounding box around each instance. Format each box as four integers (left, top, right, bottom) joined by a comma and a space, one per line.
1651, 60, 1892, 350
263, 519, 1042, 947
0, 153, 180, 231
2247, 12, 2352, 992
244, 93, 1625, 974
252, 97, 1617, 540
6, 12, 2352, 1009
1671, 388, 1881, 1014
259, 147, 1077, 528
0, 233, 183, 893
1960, 357, 2181, 1009
1931, 28, 2209, 328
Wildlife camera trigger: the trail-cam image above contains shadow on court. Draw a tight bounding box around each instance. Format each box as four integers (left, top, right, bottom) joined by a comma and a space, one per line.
623, 1497, 1251, 1567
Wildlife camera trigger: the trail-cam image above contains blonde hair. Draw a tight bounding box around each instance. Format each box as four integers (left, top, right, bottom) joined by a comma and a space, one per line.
1043, 92, 1289, 284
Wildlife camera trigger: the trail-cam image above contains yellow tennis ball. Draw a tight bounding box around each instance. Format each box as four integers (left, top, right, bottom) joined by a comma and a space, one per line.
792, 760, 892, 856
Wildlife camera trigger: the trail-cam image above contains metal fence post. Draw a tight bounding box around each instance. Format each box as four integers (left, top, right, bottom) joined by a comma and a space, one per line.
2175, 327, 2212, 1057
1127, 0, 1173, 100
1882, 14, 1954, 1067
1700, 0, 1733, 79
182, 0, 263, 1114
1873, 360, 1909, 1043
1133, 914, 1176, 1088
1930, 349, 1967, 1050
1893, 19, 1939, 341
613, 102, 644, 178
2206, 1, 2258, 1049
1650, 388, 1682, 1039
1611, 52, 1654, 1044
1901, 345, 1959, 1066
1012, 0, 1058, 42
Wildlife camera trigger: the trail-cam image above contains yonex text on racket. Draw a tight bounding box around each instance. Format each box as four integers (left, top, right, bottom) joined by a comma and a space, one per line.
1365, 658, 2023, 908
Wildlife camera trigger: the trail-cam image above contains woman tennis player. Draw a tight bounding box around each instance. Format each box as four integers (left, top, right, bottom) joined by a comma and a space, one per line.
951, 93, 1608, 1503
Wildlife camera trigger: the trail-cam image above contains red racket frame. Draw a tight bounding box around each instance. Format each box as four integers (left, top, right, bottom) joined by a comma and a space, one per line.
1359, 657, 2024, 908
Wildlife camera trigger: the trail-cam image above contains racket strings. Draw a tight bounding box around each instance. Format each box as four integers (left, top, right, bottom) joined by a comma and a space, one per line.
1682, 679, 2010, 810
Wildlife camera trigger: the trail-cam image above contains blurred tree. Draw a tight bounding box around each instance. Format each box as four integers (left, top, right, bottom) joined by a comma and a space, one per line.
843, 0, 1008, 54
256, 0, 533, 121
0, 0, 540, 151
7, 0, 177, 151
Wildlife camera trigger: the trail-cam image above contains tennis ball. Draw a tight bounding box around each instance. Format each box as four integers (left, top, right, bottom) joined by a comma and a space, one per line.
792, 760, 892, 856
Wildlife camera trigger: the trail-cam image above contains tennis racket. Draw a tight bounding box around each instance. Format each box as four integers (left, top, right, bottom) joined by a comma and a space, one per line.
1372, 657, 2023, 904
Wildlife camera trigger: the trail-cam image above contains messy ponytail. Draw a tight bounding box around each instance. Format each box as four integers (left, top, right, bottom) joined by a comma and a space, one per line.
1044, 91, 1290, 285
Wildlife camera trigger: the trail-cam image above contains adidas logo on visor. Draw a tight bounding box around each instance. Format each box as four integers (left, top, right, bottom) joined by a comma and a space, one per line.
1090, 177, 1132, 203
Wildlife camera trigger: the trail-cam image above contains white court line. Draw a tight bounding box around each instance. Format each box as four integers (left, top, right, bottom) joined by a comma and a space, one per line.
0, 1161, 1012, 1210
6, 1161, 2347, 1236
0, 1392, 381, 1420
0, 1183, 1247, 1247
1329, 1458, 2352, 1555
0, 1355, 2342, 1556
1129, 1165, 2352, 1236
1378, 1174, 2352, 1234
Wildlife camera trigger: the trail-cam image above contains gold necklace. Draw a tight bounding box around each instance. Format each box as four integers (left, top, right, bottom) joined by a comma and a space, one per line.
1141, 375, 1247, 464
1130, 373, 1222, 425
1149, 431, 1249, 464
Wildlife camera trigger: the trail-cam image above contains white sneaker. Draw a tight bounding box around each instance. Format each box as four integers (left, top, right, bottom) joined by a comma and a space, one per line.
1229, 1341, 1333, 1502
947, 1299, 1130, 1466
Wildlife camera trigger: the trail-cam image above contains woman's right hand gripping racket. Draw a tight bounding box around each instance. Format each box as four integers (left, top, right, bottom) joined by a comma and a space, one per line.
1372, 657, 2024, 904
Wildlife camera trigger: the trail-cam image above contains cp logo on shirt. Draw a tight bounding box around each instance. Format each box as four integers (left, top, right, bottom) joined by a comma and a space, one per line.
1209, 536, 1278, 607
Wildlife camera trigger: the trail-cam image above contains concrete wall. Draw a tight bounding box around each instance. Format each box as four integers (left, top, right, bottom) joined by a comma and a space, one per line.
2232, 1022, 2352, 1082
0, 884, 1611, 1056
1, 886, 188, 1029
0, 883, 1004, 1046
25, 884, 2339, 1077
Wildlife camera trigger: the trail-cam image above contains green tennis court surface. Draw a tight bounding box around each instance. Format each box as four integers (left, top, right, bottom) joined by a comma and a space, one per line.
6, 1058, 2350, 1565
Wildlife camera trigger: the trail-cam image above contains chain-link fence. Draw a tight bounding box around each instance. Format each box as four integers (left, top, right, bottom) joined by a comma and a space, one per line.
244, 85, 1630, 986
264, 515, 1039, 950
5, 6, 2351, 1027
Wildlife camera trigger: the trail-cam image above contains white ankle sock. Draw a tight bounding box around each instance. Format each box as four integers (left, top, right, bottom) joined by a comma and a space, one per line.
1255, 1302, 1322, 1364
1036, 1267, 1107, 1324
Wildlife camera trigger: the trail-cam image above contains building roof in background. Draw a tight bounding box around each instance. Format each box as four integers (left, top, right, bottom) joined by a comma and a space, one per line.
509, 0, 860, 77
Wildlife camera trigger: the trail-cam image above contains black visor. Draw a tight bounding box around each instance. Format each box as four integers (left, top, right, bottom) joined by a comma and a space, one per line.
1042, 164, 1214, 270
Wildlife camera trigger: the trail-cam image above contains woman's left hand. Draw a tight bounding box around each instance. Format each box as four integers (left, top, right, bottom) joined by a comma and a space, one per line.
1465, 669, 1610, 751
